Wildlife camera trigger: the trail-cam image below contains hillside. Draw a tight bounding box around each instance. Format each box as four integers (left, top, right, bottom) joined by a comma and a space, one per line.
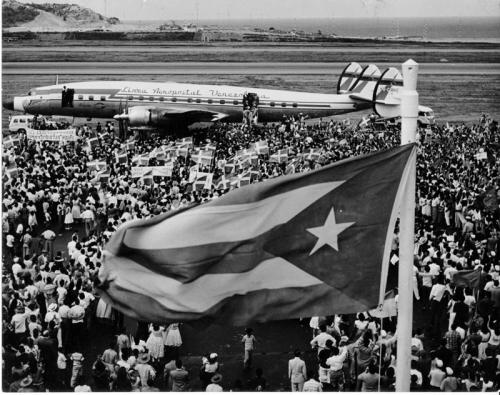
2, 0, 120, 30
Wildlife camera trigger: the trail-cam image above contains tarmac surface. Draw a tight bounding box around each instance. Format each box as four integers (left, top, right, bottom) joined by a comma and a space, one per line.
5, 45, 500, 53
4, 62, 500, 75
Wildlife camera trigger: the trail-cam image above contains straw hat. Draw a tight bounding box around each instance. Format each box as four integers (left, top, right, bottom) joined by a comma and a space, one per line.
211, 373, 222, 384
137, 352, 150, 364
19, 376, 33, 387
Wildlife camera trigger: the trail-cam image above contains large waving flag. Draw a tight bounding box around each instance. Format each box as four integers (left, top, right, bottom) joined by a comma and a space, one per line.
98, 144, 416, 325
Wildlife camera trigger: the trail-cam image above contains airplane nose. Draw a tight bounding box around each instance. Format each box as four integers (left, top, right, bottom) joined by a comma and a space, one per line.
3, 99, 14, 110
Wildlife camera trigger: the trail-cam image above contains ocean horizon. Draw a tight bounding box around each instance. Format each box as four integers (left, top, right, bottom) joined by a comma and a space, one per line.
122, 17, 500, 43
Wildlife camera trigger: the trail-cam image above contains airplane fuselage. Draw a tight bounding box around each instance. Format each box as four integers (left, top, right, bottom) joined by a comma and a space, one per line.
11, 80, 369, 125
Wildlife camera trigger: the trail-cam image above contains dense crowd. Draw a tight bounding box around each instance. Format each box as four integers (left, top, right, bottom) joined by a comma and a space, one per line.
2, 113, 499, 391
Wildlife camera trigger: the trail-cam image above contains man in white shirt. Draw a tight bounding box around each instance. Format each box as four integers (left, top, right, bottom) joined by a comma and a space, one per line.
326, 346, 348, 390
429, 277, 448, 337
288, 350, 307, 392
81, 207, 95, 237
41, 228, 56, 260
11, 305, 28, 344
428, 260, 441, 276
444, 262, 458, 281
310, 325, 336, 354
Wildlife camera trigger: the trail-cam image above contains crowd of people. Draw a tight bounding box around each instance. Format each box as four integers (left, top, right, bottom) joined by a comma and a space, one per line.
2, 113, 499, 391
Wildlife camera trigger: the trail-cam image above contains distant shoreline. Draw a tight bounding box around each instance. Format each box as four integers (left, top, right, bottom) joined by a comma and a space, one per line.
3, 31, 500, 47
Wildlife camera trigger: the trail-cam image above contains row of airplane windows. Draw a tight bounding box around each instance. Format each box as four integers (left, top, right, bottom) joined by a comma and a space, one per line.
76, 94, 300, 108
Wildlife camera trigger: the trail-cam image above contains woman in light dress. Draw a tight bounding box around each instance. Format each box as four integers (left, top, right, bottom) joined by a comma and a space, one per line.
164, 323, 182, 347
422, 196, 432, 218
28, 211, 38, 232
64, 205, 74, 230
146, 323, 165, 362
164, 323, 182, 361
95, 297, 113, 322
72, 196, 81, 223
477, 325, 490, 360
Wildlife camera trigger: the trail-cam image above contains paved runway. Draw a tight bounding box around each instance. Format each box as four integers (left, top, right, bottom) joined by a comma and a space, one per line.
3, 61, 500, 75
5, 45, 499, 53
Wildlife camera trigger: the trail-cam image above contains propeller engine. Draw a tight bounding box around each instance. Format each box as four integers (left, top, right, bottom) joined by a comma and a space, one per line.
113, 106, 169, 127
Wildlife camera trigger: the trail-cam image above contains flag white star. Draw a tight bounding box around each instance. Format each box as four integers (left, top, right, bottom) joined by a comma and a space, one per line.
307, 206, 355, 256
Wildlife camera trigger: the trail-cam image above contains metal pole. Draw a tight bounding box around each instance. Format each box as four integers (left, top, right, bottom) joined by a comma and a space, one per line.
395, 59, 419, 392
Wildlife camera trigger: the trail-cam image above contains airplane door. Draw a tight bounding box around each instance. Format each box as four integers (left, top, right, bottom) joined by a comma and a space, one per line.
61, 88, 74, 108
242, 92, 259, 128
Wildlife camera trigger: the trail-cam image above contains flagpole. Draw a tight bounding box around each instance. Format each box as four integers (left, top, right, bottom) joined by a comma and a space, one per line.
395, 59, 419, 392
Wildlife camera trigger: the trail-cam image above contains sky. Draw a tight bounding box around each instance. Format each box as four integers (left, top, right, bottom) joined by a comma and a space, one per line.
21, 0, 500, 20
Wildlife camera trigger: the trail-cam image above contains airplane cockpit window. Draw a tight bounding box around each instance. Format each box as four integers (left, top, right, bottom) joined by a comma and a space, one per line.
62, 87, 75, 107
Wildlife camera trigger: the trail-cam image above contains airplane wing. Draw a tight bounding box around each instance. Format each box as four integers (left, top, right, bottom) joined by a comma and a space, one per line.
114, 105, 229, 126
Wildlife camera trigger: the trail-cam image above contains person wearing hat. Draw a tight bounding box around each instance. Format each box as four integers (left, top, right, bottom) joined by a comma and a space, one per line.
45, 303, 60, 325
198, 352, 219, 388
11, 304, 28, 346
326, 346, 348, 391
206, 373, 223, 392
17, 375, 34, 392
135, 352, 156, 388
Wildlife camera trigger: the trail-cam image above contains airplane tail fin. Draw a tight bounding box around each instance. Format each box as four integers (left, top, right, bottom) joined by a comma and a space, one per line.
347, 64, 381, 102
372, 67, 404, 118
337, 62, 363, 94
339, 63, 432, 119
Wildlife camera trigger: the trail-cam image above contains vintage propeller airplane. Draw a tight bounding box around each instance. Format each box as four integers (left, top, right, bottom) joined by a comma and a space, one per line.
3, 62, 433, 131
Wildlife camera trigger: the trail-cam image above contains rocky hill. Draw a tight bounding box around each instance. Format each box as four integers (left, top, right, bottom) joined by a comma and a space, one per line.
2, 0, 120, 30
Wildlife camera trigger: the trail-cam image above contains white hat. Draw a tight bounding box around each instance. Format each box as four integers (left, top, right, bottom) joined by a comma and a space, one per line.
446, 367, 453, 375
209, 353, 218, 359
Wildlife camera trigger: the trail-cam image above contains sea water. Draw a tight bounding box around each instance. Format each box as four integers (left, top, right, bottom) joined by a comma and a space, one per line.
124, 17, 500, 43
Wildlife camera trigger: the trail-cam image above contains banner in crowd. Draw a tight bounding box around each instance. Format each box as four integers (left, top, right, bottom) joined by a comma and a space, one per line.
131, 165, 173, 178
3, 134, 21, 149
26, 128, 77, 142
452, 269, 482, 288
474, 151, 487, 160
